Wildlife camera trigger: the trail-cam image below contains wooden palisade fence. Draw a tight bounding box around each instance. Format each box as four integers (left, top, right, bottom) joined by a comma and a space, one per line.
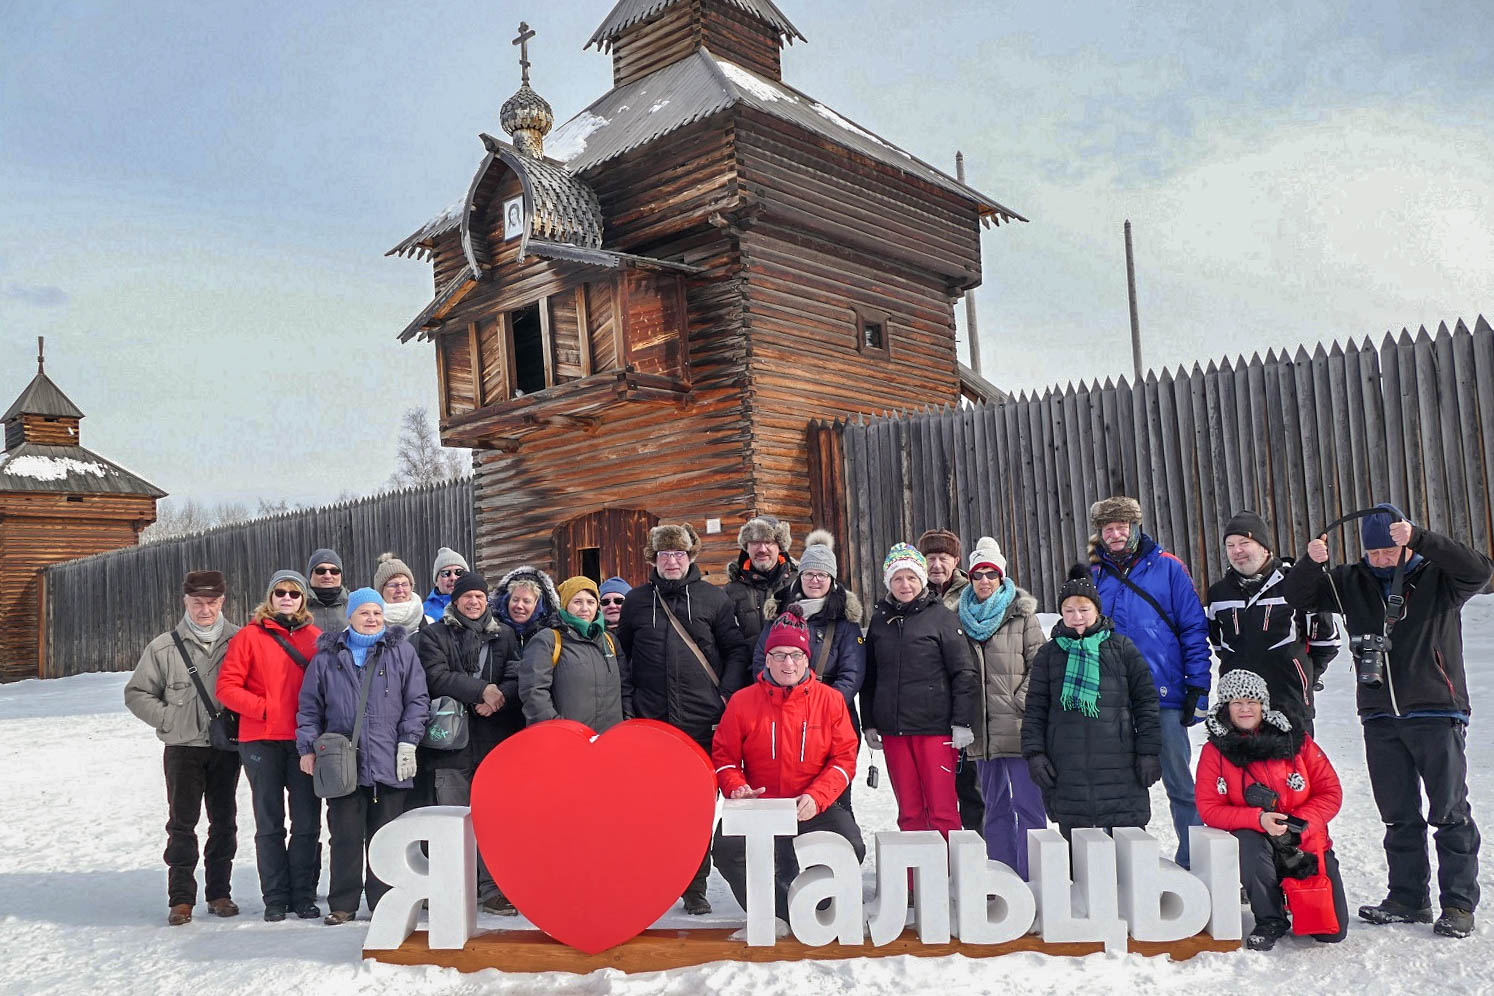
812, 317, 1494, 611
38, 479, 474, 678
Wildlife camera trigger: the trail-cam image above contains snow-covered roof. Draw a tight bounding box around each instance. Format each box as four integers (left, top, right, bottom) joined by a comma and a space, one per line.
586, 0, 805, 50
0, 443, 165, 497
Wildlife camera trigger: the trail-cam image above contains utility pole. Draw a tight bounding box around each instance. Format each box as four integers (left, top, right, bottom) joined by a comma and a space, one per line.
1124, 219, 1143, 382
955, 151, 982, 376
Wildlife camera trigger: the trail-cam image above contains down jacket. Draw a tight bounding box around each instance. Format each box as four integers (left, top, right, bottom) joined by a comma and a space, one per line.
724, 552, 798, 645
860, 589, 977, 736
217, 617, 322, 742
296, 627, 429, 790
519, 623, 626, 733
753, 583, 866, 725
413, 603, 523, 771
1021, 618, 1162, 829
712, 669, 858, 814
964, 587, 1045, 760
125, 619, 242, 747
1195, 706, 1342, 855
617, 563, 751, 746
1088, 533, 1212, 708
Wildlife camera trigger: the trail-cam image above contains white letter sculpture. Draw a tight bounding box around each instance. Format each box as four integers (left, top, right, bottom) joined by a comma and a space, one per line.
1114, 827, 1212, 942
868, 830, 950, 946
719, 798, 798, 947
785, 831, 864, 945
948, 829, 1037, 944
363, 806, 476, 951
1186, 825, 1243, 941
1028, 827, 1128, 954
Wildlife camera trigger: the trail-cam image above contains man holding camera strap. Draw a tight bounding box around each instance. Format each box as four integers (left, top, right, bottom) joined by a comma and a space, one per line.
1283, 502, 1493, 939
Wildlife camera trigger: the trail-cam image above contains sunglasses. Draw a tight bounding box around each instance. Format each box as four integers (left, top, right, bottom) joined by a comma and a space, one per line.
970, 569, 1003, 580
438, 568, 466, 578
600, 597, 626, 606
312, 566, 341, 576
271, 589, 304, 600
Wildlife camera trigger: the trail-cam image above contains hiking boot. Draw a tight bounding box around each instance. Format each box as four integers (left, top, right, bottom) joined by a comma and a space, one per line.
682, 891, 712, 916
206, 898, 239, 918
481, 896, 519, 917
263, 904, 288, 923
323, 910, 356, 926
167, 904, 192, 926
1358, 898, 1433, 925
294, 903, 322, 920
1434, 907, 1475, 938
1245, 918, 1289, 951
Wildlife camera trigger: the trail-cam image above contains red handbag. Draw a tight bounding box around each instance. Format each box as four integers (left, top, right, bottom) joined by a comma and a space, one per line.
1282, 854, 1339, 935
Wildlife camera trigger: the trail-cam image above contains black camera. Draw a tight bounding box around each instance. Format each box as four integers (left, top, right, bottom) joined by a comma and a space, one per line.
1350, 633, 1390, 688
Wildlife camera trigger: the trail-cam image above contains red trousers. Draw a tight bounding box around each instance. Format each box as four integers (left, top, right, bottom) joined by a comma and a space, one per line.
882, 734, 961, 835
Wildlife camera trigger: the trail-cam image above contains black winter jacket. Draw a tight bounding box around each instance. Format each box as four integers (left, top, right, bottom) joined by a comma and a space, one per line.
616, 564, 751, 745
413, 606, 523, 770
860, 589, 977, 736
724, 553, 797, 645
1206, 557, 1340, 723
1281, 526, 1492, 719
1021, 618, 1162, 829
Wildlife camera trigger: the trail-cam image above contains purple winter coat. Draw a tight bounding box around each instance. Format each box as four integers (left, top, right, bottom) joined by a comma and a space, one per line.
296, 626, 429, 790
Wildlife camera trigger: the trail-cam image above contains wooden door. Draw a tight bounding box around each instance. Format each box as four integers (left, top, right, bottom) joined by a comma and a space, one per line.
552, 508, 659, 586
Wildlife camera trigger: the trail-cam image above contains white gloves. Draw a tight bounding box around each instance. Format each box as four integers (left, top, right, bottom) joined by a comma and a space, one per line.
863, 728, 883, 751
396, 742, 418, 782
951, 725, 974, 751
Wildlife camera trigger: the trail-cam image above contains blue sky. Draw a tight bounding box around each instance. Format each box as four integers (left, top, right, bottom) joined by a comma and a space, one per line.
2, 1, 1491, 505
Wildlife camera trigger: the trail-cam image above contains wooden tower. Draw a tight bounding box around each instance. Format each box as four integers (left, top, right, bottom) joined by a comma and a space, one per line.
388, 0, 1025, 584
0, 339, 164, 680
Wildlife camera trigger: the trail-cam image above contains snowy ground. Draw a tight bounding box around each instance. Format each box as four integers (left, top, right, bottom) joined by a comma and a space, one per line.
4, 599, 1492, 995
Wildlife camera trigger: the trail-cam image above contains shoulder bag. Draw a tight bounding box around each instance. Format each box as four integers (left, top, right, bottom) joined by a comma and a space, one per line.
313, 647, 381, 799
171, 632, 238, 752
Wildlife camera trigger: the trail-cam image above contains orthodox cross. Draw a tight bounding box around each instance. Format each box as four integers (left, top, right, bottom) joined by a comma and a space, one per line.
513, 22, 536, 86
37, 335, 45, 373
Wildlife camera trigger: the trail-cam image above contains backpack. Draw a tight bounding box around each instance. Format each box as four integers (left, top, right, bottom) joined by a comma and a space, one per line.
552, 628, 617, 665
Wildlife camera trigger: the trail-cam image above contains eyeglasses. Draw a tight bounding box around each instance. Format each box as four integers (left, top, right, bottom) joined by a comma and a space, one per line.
766, 650, 808, 664
312, 566, 341, 576
271, 589, 304, 601
656, 551, 689, 562
600, 597, 626, 607
383, 581, 413, 592
800, 571, 832, 584
970, 569, 1003, 581
438, 568, 466, 578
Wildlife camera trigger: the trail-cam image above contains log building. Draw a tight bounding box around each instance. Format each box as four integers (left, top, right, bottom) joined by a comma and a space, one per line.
0, 340, 163, 680
389, 0, 1024, 584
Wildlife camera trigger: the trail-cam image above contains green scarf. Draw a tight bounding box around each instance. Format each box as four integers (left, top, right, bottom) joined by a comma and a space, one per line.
559, 609, 605, 641
1055, 629, 1109, 718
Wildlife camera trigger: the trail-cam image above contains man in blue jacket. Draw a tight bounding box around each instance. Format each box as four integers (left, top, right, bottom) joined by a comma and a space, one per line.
1086, 495, 1211, 867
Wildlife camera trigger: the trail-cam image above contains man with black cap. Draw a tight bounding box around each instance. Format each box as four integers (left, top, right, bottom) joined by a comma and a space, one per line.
125, 570, 243, 926
306, 547, 349, 634
1285, 502, 1492, 939
724, 515, 796, 645
1205, 511, 1340, 734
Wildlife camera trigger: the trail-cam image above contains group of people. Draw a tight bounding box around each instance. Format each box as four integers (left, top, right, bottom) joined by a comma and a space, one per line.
125, 499, 1490, 950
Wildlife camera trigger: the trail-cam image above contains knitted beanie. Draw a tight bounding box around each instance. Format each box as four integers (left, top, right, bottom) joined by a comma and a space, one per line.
764, 604, 811, 657
739, 515, 792, 552
883, 543, 929, 589
1057, 574, 1103, 616
797, 529, 838, 578
557, 575, 600, 610
183, 570, 226, 598
265, 569, 310, 603
599, 576, 632, 599
1360, 502, 1407, 551
373, 552, 415, 594
916, 528, 962, 561
967, 536, 1007, 575
1089, 496, 1142, 532
346, 587, 386, 619
432, 546, 470, 584
307, 547, 343, 579
1222, 511, 1273, 552
450, 571, 488, 601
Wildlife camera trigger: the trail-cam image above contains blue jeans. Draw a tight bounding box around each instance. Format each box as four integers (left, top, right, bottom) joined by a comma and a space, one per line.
1158, 708, 1203, 867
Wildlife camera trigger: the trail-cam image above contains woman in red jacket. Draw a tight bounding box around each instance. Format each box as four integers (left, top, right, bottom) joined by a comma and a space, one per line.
217, 569, 323, 922
711, 606, 863, 926
1195, 669, 1349, 950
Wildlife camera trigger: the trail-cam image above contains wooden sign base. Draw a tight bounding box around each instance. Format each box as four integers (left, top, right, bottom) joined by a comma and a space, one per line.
367, 927, 1240, 975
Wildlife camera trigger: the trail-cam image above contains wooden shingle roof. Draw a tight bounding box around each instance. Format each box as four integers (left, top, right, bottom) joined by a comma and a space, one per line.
0, 443, 165, 497
587, 0, 805, 50
2, 372, 84, 422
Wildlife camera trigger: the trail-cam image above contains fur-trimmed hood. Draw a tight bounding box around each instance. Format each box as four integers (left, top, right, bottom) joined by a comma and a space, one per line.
764, 583, 863, 625
492, 564, 562, 631
315, 624, 409, 654
1204, 704, 1305, 767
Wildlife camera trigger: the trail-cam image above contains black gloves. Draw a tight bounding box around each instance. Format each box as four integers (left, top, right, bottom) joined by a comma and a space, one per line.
1135, 754, 1162, 787
1027, 753, 1057, 791
1180, 686, 1207, 726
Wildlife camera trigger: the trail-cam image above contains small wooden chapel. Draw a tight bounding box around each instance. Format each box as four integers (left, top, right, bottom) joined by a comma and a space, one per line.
389, 0, 1024, 583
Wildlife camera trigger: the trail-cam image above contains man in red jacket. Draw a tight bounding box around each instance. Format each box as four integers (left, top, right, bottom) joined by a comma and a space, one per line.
711, 606, 864, 924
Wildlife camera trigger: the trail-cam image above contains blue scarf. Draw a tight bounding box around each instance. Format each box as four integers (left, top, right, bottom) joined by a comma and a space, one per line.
497, 593, 547, 641
344, 627, 383, 669
959, 579, 1016, 642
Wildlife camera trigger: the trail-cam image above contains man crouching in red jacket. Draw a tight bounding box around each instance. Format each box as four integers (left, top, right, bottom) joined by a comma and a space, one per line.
712, 605, 865, 924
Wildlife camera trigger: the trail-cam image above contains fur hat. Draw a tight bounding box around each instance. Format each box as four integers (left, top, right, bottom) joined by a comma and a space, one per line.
183, 570, 226, 598
967, 536, 1007, 576
916, 528, 962, 561
883, 543, 928, 589
557, 575, 600, 611
1222, 511, 1272, 552
1090, 496, 1142, 532
372, 552, 415, 594
798, 529, 838, 578
764, 603, 811, 658
432, 546, 470, 585
1207, 669, 1291, 735
739, 515, 792, 552
645, 522, 701, 561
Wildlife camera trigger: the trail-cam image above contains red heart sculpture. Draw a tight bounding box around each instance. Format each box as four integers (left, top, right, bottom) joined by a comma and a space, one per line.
470, 718, 718, 954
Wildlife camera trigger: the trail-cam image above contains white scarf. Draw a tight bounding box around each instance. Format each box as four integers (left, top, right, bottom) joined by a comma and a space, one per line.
181, 611, 225, 647
382, 598, 425, 630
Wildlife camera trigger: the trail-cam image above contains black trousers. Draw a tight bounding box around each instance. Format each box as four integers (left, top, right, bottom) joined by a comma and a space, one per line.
326, 785, 408, 914
1363, 717, 1482, 911
683, 732, 715, 901
432, 767, 499, 902
956, 755, 985, 833
239, 740, 322, 908
713, 803, 867, 923
162, 745, 240, 907
1234, 829, 1349, 941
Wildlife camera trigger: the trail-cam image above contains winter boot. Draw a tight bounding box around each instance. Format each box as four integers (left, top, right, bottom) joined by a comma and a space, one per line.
168, 904, 192, 926
482, 895, 518, 916
682, 889, 712, 915
295, 903, 321, 920
1434, 908, 1475, 938
263, 904, 288, 922
1358, 898, 1433, 925
323, 911, 356, 926
206, 898, 239, 918
1245, 918, 1289, 951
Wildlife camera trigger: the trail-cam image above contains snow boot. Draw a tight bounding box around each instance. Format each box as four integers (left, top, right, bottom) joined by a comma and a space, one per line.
682, 890, 712, 915
206, 898, 239, 918
295, 903, 321, 920
482, 895, 519, 916
1245, 918, 1289, 951
1434, 908, 1475, 938
263, 904, 288, 922
1358, 898, 1433, 925
168, 904, 192, 926
323, 911, 356, 926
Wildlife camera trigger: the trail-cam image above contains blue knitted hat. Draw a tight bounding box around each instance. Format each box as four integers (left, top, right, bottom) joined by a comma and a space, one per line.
346, 587, 386, 619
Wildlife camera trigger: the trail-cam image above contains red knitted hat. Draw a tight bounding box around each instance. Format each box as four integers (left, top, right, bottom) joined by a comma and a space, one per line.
764, 604, 811, 657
